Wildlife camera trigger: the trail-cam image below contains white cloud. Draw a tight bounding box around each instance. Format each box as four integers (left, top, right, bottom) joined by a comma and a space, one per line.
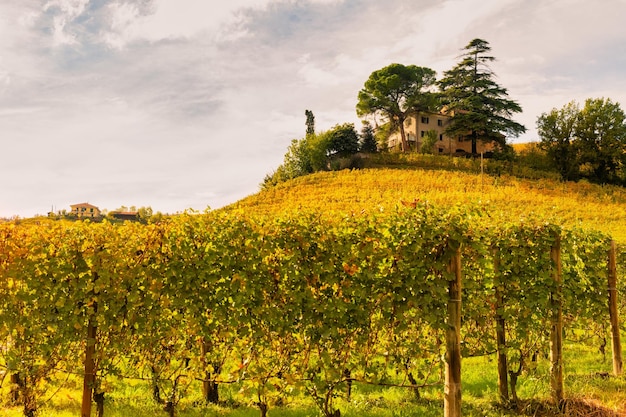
1, 0, 626, 217
43, 0, 89, 17
102, 0, 278, 48
298, 63, 341, 86
43, 0, 89, 46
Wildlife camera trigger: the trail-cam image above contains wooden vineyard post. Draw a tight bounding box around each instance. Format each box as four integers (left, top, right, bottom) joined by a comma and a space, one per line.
445, 247, 462, 417
549, 235, 564, 405
493, 250, 509, 402
201, 338, 210, 401
608, 240, 623, 376
81, 317, 97, 417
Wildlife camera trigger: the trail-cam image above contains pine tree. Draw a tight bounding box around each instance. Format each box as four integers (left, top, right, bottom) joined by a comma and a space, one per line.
359, 121, 378, 153
438, 39, 526, 154
305, 110, 315, 137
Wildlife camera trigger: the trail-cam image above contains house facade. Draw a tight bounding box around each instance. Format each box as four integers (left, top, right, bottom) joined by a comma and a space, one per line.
70, 203, 101, 218
387, 111, 497, 155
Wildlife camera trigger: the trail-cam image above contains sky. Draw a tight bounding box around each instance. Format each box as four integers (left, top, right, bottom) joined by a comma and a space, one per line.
1, 0, 626, 217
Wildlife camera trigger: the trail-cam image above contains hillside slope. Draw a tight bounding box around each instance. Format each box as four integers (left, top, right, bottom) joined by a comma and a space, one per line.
230, 164, 626, 244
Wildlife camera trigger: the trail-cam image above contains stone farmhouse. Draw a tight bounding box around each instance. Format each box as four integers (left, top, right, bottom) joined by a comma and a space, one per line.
70, 203, 101, 219
386, 111, 497, 155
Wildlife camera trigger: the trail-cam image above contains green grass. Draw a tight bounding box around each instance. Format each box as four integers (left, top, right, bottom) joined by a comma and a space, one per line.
3, 340, 624, 417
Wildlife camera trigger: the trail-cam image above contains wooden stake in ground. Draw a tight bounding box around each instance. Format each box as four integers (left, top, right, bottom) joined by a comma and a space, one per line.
81, 318, 97, 417
608, 240, 623, 376
445, 247, 462, 417
550, 235, 564, 405
493, 250, 509, 402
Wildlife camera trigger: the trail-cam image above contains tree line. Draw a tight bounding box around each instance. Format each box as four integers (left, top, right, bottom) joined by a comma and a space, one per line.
264, 38, 526, 187
265, 38, 626, 187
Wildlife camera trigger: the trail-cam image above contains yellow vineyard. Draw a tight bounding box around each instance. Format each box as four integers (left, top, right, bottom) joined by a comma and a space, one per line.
230, 165, 626, 244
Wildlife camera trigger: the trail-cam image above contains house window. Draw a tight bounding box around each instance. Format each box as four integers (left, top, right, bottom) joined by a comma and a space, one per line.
420, 131, 425, 137
438, 119, 443, 126
439, 134, 443, 141
438, 148, 444, 153
421, 116, 429, 124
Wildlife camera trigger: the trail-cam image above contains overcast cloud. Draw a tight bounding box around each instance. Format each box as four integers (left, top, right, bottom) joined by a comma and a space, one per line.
1, 0, 625, 217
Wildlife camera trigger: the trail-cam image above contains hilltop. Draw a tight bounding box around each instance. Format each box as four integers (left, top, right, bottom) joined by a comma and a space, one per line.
229, 153, 626, 244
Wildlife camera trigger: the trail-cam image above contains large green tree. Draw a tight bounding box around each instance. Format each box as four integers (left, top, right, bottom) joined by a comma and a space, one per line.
537, 101, 581, 181
357, 63, 437, 152
576, 98, 626, 183
438, 38, 526, 154
538, 98, 626, 184
325, 123, 359, 157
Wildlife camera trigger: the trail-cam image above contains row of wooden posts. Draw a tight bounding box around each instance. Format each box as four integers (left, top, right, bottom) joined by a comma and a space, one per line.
77, 239, 623, 417
443, 239, 622, 417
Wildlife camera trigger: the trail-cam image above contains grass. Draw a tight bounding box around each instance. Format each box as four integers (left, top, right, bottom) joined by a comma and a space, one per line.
3, 338, 625, 416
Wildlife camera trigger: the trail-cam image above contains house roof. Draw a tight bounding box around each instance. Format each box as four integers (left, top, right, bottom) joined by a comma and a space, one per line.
70, 203, 99, 209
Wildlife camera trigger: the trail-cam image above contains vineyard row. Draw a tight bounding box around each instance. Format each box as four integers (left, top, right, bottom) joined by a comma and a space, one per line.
0, 205, 622, 417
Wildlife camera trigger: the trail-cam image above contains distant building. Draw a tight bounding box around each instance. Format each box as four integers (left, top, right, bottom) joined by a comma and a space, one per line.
386, 111, 498, 155
70, 203, 101, 218
110, 211, 139, 221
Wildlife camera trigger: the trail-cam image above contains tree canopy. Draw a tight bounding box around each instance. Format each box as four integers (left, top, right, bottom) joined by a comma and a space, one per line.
438, 38, 526, 154
536, 101, 581, 181
357, 63, 437, 152
326, 123, 359, 157
538, 98, 626, 184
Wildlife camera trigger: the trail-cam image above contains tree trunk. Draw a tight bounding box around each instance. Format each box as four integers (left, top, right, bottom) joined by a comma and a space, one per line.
21, 377, 37, 417
201, 339, 220, 404
94, 391, 105, 417
471, 131, 478, 155
399, 120, 409, 152
24, 401, 37, 417
204, 378, 219, 404
343, 368, 352, 400
323, 388, 341, 417
163, 377, 179, 417
10, 373, 36, 417
508, 370, 519, 405
151, 366, 163, 404
9, 373, 22, 404
164, 401, 175, 417
407, 372, 421, 400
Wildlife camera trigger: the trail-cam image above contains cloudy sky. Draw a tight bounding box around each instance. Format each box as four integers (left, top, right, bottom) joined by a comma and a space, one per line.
1, 0, 625, 217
